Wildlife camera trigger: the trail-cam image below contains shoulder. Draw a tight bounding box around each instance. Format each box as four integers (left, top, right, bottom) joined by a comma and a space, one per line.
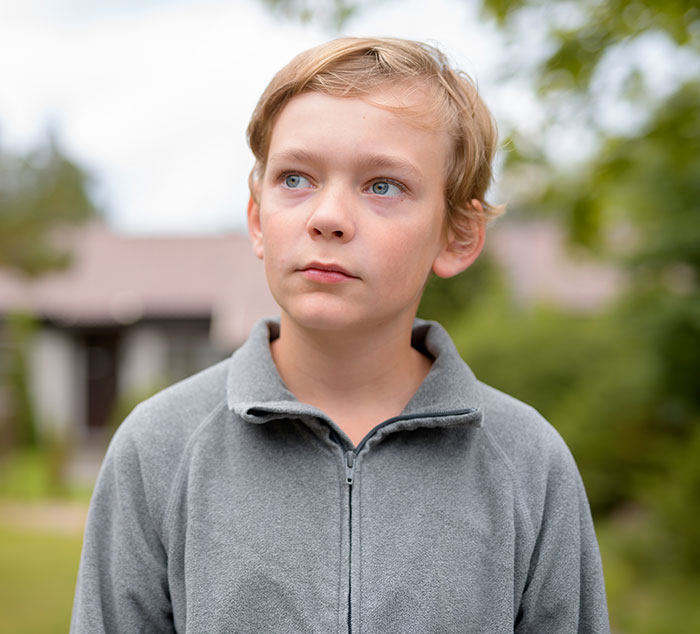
476, 381, 584, 531
114, 357, 230, 452
478, 381, 573, 466
102, 358, 231, 521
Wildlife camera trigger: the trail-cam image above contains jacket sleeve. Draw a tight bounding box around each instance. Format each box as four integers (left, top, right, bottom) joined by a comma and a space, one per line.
70, 417, 174, 633
515, 440, 610, 634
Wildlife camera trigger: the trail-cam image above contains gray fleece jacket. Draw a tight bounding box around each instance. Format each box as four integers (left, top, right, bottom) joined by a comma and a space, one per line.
71, 318, 609, 634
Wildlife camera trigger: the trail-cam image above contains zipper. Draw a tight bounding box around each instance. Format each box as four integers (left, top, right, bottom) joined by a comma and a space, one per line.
345, 450, 355, 633
340, 408, 476, 634
345, 450, 356, 485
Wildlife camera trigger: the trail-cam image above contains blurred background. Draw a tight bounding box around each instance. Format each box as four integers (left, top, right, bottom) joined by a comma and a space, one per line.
0, 1, 698, 632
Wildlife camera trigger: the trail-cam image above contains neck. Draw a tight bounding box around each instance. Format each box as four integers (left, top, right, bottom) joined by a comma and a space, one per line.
271, 312, 432, 445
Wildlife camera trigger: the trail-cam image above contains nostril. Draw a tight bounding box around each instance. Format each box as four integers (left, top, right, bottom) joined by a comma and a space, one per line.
333, 230, 344, 237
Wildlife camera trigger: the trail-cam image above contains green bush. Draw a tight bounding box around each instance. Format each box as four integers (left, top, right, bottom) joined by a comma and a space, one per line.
0, 448, 91, 502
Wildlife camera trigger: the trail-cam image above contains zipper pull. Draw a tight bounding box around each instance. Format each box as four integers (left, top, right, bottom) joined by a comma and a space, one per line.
345, 450, 355, 485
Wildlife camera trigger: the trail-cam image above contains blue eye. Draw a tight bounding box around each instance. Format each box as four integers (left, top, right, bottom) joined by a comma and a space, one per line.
283, 173, 311, 189
370, 180, 402, 196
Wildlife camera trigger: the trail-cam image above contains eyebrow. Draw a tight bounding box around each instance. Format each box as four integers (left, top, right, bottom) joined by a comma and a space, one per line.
267, 148, 424, 182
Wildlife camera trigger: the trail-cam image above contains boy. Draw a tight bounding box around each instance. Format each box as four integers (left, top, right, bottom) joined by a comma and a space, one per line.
71, 37, 609, 633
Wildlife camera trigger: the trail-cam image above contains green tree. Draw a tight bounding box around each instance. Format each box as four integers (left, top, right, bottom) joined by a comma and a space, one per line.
0, 134, 97, 277
0, 134, 98, 453
261, 0, 366, 28
477, 0, 700, 420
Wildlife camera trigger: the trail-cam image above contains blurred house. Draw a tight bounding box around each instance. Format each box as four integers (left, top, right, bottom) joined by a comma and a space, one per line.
0, 223, 277, 443
0, 219, 621, 447
487, 219, 623, 312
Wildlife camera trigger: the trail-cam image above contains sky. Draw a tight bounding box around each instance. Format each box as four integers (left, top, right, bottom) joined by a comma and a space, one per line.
0, 0, 527, 235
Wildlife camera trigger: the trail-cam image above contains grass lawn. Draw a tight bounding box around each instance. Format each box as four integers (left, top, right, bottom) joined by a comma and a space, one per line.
0, 448, 93, 502
0, 522, 84, 634
0, 448, 91, 632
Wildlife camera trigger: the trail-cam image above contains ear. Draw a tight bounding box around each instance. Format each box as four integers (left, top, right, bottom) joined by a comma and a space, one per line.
431, 199, 486, 279
247, 195, 264, 260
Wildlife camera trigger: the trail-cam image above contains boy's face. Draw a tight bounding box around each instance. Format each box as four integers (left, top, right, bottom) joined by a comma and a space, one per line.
248, 87, 475, 333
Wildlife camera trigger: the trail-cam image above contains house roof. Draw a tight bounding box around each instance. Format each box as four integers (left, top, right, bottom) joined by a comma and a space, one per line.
0, 220, 622, 347
0, 223, 278, 348
487, 220, 623, 311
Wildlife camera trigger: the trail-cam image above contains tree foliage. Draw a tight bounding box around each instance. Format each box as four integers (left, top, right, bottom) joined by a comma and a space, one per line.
261, 0, 368, 29
485, 0, 699, 89
0, 135, 97, 277
478, 0, 700, 430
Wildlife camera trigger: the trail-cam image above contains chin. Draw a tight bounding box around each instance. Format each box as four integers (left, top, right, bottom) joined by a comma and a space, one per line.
288, 309, 363, 333
279, 297, 366, 333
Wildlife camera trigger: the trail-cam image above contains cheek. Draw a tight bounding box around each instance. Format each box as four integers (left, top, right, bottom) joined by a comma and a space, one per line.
260, 214, 287, 258
381, 225, 442, 284
261, 224, 300, 280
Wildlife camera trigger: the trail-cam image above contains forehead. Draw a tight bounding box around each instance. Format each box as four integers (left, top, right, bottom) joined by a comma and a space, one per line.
266, 87, 450, 175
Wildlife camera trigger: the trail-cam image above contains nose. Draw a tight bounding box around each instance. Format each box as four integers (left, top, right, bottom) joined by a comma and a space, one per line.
306, 186, 355, 242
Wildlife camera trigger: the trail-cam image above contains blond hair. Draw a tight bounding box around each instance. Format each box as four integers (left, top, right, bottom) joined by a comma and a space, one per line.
247, 37, 504, 246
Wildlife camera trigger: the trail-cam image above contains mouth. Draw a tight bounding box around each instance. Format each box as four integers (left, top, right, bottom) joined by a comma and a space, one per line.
299, 261, 359, 283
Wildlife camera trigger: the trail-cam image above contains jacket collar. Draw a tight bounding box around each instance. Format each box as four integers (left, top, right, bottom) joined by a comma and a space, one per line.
226, 317, 483, 429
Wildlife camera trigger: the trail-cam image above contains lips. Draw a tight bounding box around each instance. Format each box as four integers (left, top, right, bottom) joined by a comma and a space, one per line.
303, 262, 355, 276
299, 261, 359, 282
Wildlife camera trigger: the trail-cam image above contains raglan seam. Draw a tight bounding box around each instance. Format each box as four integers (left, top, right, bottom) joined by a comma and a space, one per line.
161, 398, 231, 550
482, 426, 536, 544
117, 431, 171, 570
